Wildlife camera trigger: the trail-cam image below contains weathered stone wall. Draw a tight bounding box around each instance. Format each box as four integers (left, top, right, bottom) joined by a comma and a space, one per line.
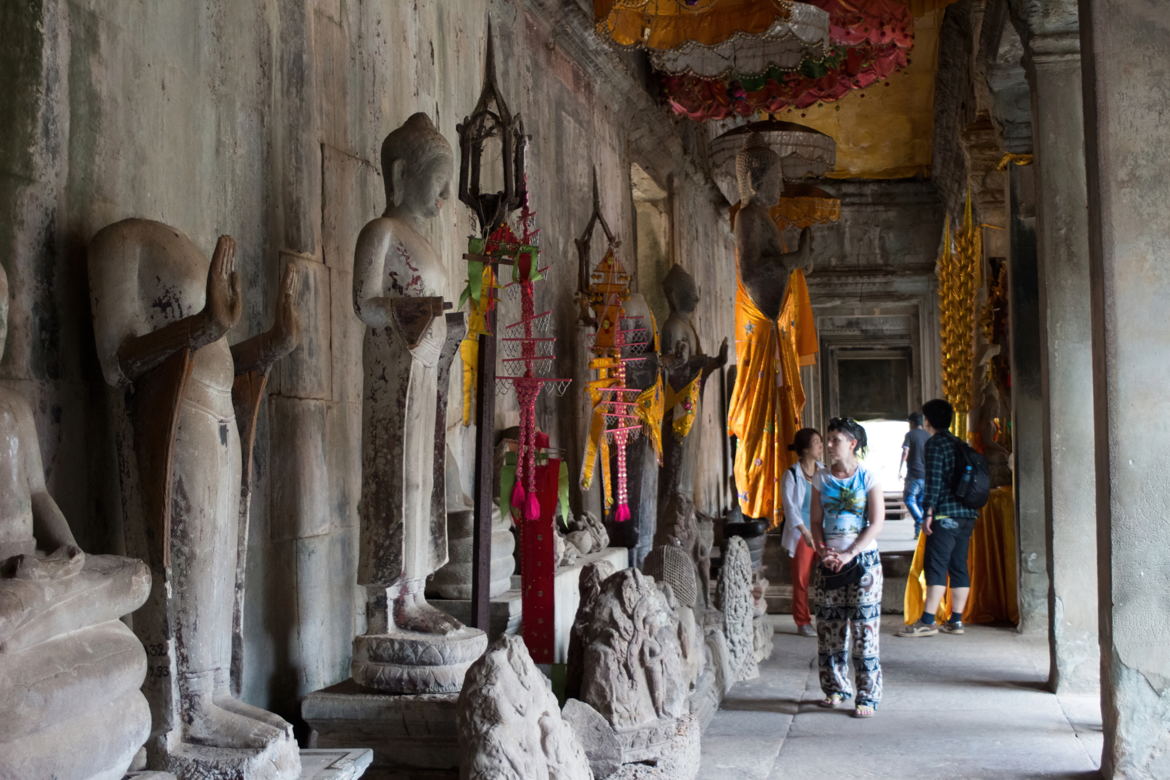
0, 0, 735, 726
802, 180, 944, 425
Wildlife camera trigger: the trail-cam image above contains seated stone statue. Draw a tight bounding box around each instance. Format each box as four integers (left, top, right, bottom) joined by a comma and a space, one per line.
88, 220, 301, 776
351, 112, 485, 694
0, 262, 152, 778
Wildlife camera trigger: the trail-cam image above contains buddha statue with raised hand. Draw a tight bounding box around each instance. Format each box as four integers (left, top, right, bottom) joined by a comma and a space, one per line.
351, 112, 485, 694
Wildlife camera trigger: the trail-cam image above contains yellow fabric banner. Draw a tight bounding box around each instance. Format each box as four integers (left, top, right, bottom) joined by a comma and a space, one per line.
902, 485, 1019, 625
727, 269, 818, 528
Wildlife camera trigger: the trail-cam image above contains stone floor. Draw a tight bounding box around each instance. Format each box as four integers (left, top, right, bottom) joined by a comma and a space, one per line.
699, 617, 1103, 779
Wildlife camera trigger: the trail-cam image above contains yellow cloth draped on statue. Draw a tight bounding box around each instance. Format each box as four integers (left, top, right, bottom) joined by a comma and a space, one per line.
665, 372, 702, 439
903, 485, 1020, 624
727, 269, 818, 528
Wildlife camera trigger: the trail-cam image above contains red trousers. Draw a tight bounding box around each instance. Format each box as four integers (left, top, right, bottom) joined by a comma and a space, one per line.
791, 539, 816, 626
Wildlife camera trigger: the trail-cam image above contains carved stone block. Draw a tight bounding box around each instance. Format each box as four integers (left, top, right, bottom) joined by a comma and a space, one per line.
457, 634, 593, 780
716, 536, 758, 682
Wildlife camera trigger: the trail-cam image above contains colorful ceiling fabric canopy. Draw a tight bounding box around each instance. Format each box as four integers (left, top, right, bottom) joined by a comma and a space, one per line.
708, 120, 837, 205
648, 3, 831, 79
595, 0, 803, 49
660, 0, 915, 121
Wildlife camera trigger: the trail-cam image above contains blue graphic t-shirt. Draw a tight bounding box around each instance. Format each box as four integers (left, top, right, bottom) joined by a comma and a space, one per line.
814, 464, 878, 551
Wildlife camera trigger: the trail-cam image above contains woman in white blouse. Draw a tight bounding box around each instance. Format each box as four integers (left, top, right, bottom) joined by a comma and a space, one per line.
780, 428, 824, 637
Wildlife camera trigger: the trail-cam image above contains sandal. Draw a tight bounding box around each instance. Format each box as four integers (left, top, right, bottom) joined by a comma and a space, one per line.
817, 692, 848, 708
854, 703, 876, 718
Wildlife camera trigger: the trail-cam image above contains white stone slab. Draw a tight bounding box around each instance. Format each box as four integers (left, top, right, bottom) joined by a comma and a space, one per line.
300, 748, 373, 780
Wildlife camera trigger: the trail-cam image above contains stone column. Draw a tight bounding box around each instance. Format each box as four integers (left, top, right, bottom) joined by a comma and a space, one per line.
1025, 30, 1099, 691
1005, 161, 1048, 636
1081, 1, 1170, 775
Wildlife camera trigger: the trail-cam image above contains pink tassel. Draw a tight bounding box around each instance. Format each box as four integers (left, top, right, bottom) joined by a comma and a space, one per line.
511, 482, 526, 513
525, 493, 541, 522
614, 504, 631, 523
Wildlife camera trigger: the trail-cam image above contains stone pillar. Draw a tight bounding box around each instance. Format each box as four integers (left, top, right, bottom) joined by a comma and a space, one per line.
1081, 1, 1170, 775
1006, 161, 1048, 636
1025, 30, 1099, 690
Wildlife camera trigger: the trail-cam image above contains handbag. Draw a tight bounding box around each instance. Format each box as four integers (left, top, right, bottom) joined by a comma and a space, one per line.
819, 556, 866, 589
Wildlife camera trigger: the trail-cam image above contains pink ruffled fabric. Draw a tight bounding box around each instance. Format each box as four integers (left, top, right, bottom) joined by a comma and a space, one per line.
661, 0, 915, 120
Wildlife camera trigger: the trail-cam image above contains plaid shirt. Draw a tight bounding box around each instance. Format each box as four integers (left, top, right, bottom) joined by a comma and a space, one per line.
922, 432, 978, 520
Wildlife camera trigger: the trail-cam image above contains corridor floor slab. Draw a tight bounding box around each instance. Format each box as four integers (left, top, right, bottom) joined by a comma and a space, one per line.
699, 618, 1102, 779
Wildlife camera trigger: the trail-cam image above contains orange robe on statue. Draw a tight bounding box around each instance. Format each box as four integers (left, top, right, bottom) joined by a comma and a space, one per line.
728, 269, 818, 528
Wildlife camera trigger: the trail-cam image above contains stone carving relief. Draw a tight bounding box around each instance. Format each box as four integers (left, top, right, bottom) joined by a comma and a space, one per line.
88, 219, 301, 776
565, 567, 700, 779
457, 634, 593, 780
564, 511, 610, 559
642, 544, 704, 692
351, 112, 485, 694
717, 536, 759, 682
578, 568, 685, 729
0, 262, 153, 778
566, 560, 616, 702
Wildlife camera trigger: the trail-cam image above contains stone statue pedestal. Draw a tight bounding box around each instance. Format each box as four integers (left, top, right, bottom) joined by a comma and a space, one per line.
299, 748, 374, 780
429, 588, 523, 642
303, 681, 461, 779
158, 737, 300, 780
1, 555, 152, 779
351, 627, 487, 695
563, 700, 701, 780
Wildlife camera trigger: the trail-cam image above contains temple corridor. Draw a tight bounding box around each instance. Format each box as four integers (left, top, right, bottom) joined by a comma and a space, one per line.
2, 0, 1169, 777
701, 617, 1102, 779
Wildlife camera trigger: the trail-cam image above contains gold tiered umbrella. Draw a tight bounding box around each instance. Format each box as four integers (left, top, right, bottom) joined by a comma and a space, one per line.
595, 0, 803, 49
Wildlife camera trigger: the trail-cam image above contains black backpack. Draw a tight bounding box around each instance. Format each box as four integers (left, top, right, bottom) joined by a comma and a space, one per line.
951, 435, 991, 510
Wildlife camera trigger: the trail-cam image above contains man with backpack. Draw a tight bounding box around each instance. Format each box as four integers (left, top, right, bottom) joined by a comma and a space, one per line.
896, 399, 983, 637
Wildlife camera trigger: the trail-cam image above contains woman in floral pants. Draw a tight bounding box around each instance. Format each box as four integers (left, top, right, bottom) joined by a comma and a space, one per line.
809, 418, 886, 718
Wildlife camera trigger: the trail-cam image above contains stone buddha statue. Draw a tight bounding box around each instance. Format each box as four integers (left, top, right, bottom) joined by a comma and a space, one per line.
88, 221, 301, 776
656, 264, 727, 600
727, 133, 818, 531
0, 261, 152, 778
733, 133, 812, 319
351, 112, 485, 694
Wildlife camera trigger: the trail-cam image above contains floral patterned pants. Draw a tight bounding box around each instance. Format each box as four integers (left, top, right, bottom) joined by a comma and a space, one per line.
811, 549, 884, 707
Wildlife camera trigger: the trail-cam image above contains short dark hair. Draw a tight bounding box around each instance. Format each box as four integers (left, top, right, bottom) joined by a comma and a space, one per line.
907, 412, 923, 427
787, 427, 821, 457
922, 399, 953, 432
827, 417, 868, 457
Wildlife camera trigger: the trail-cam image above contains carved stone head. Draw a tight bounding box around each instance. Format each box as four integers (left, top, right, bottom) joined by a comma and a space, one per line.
0, 261, 8, 361
662, 264, 699, 315
736, 132, 782, 206
380, 112, 454, 220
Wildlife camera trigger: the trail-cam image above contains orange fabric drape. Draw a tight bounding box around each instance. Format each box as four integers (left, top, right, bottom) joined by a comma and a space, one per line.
903, 485, 1019, 624
727, 269, 818, 528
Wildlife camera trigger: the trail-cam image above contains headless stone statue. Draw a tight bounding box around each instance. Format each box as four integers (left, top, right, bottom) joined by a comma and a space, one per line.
657, 265, 727, 604
351, 112, 485, 693
88, 220, 301, 777
0, 262, 153, 778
